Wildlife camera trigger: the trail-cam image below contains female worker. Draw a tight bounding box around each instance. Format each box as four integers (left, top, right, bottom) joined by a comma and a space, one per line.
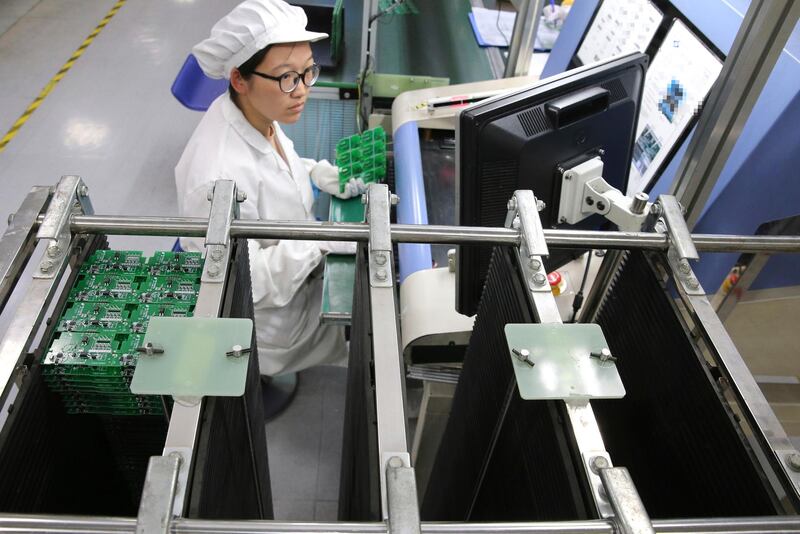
175, 0, 365, 378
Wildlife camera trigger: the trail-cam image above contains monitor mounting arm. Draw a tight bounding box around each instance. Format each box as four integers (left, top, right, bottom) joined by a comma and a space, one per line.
557, 156, 651, 232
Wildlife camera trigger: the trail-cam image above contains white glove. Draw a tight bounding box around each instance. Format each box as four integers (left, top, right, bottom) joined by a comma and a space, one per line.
309, 159, 368, 200
319, 241, 357, 256
341, 177, 368, 199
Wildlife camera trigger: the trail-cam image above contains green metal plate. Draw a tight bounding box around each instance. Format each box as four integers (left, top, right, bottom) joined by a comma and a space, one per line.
321, 196, 363, 324
130, 317, 253, 397
504, 323, 625, 400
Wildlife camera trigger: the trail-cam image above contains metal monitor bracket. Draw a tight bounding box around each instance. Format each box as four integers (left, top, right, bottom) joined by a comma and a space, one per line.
558, 156, 650, 233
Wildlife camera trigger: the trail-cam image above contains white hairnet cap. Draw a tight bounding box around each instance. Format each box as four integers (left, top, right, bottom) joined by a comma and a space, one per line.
193, 0, 328, 80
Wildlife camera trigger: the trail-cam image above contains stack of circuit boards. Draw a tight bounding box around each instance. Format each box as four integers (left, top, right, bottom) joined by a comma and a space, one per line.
42, 250, 202, 416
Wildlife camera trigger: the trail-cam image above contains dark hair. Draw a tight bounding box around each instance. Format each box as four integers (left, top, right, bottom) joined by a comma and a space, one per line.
228, 45, 272, 101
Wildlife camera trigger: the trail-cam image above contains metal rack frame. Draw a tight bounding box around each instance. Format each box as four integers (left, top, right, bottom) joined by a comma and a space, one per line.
0, 180, 799, 533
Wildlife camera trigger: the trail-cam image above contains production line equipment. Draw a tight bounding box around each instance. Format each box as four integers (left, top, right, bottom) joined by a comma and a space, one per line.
0, 171, 799, 532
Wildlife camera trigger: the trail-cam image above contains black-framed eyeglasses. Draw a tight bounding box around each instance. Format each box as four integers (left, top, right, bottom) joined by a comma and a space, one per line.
251, 64, 321, 93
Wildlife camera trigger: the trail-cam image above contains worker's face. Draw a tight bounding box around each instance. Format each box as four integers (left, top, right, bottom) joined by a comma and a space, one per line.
236, 42, 314, 125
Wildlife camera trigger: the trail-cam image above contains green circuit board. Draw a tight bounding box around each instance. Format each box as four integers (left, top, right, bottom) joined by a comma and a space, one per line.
41, 249, 203, 415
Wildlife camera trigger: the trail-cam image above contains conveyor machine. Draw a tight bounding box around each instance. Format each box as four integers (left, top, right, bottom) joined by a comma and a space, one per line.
0, 175, 798, 531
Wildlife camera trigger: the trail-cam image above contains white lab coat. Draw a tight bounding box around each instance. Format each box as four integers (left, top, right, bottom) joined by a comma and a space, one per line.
175, 93, 346, 376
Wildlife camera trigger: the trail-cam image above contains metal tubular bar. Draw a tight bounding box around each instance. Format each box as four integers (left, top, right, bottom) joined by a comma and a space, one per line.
504, 0, 543, 78
55, 215, 800, 253
509, 191, 616, 518
678, 289, 800, 504
1, 515, 800, 534
156, 181, 239, 521
365, 185, 416, 525
0, 186, 51, 314
669, 0, 800, 228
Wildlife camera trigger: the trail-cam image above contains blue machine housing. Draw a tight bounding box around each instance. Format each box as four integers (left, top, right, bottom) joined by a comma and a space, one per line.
544, 0, 800, 291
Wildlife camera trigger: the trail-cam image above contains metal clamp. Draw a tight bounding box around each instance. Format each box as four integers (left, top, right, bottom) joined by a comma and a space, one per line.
36, 176, 93, 242
136, 453, 182, 534
507, 191, 551, 294
656, 196, 703, 295
204, 180, 237, 248
367, 184, 393, 288
599, 467, 655, 534
385, 455, 421, 534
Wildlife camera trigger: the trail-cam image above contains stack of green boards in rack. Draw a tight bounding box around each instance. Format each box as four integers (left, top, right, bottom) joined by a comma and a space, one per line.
335, 126, 388, 194
42, 250, 202, 416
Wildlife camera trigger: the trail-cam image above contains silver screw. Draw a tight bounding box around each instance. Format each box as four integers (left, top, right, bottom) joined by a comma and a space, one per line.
210, 248, 224, 261
168, 451, 184, 466
207, 188, 214, 202
564, 172, 573, 181
375, 252, 387, 266
591, 456, 610, 474
536, 199, 546, 212
686, 277, 700, 289
533, 273, 547, 286
511, 348, 534, 367
650, 203, 663, 216
7, 213, 15, 225
77, 184, 89, 197
40, 260, 54, 273
388, 456, 404, 469
390, 194, 400, 206
507, 198, 517, 211
236, 190, 247, 202
787, 453, 800, 472
529, 258, 541, 270
375, 268, 387, 281
678, 259, 691, 274
207, 264, 220, 277
46, 244, 61, 258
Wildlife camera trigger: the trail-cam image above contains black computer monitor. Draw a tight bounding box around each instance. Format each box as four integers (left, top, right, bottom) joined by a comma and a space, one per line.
455, 53, 647, 316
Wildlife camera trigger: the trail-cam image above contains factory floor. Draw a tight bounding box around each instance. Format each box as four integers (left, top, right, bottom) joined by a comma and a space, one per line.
0, 0, 798, 520
0, 0, 346, 521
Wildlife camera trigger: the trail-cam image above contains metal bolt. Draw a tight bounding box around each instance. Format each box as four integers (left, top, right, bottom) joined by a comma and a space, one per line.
236, 190, 247, 202
590, 348, 617, 363
207, 264, 220, 277
529, 258, 541, 270
231, 345, 243, 358
136, 342, 164, 356
210, 248, 224, 261
511, 348, 534, 367
591, 456, 610, 474
787, 453, 800, 472
596, 201, 607, 211
40, 260, 54, 273
7, 213, 14, 225
559, 216, 567, 224
564, 172, 573, 181
390, 194, 400, 206
533, 273, 547, 286
388, 456, 404, 469
512, 216, 521, 229
678, 259, 691, 274
207, 188, 214, 202
536, 199, 546, 212
650, 203, 663, 216
686, 277, 700, 289
585, 197, 595, 206
507, 198, 517, 211
168, 451, 184, 466
631, 192, 649, 215
375, 268, 387, 281
594, 250, 605, 257
77, 184, 89, 197
375, 252, 387, 266
46, 244, 61, 258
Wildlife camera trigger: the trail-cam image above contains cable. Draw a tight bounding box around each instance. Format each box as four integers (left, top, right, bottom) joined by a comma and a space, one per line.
569, 251, 593, 323
358, 0, 408, 132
